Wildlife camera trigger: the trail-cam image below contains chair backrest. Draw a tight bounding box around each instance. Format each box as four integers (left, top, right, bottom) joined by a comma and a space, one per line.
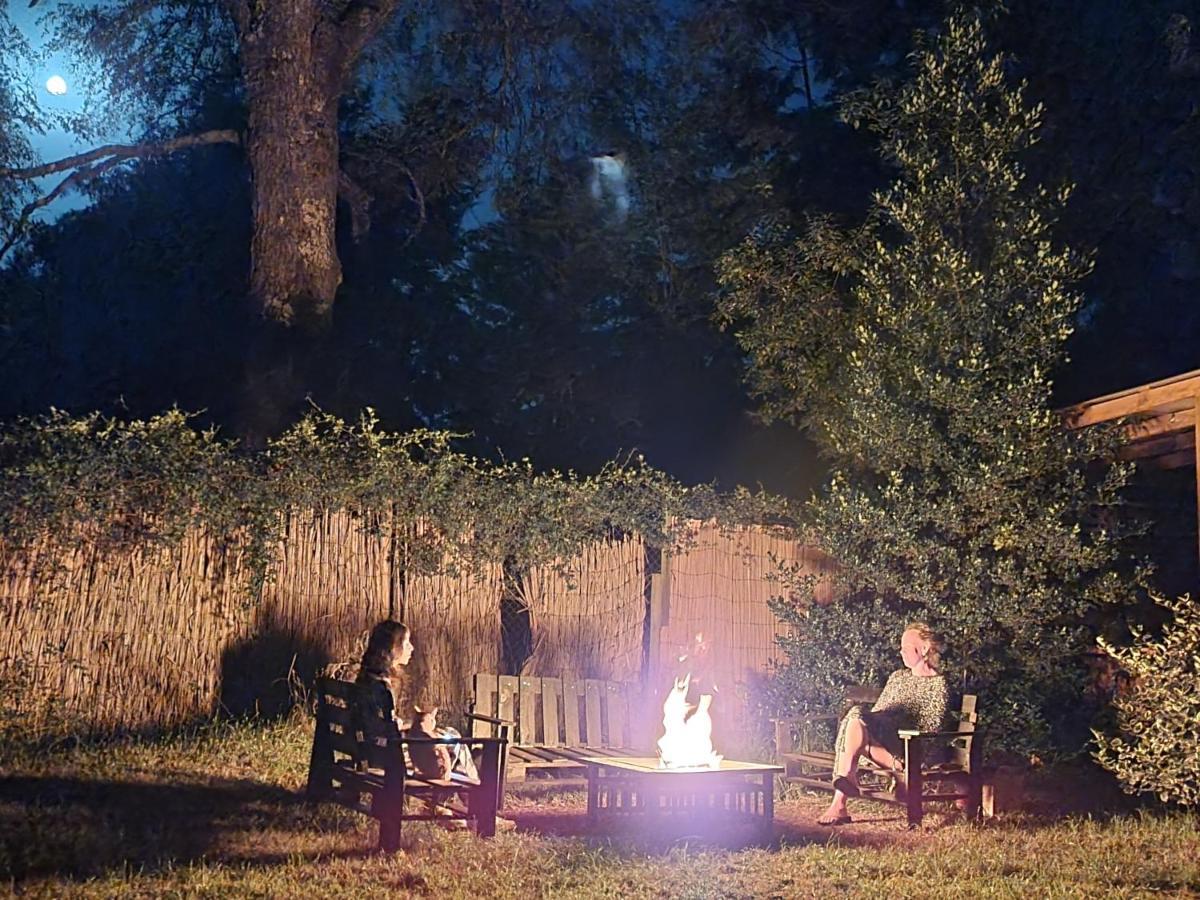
471, 673, 639, 748
314, 676, 404, 772
948, 694, 979, 769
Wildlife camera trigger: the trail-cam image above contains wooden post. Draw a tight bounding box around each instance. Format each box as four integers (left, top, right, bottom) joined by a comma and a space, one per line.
645, 548, 670, 746
1194, 408, 1199, 564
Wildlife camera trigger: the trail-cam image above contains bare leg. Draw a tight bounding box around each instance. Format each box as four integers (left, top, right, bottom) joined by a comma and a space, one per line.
818, 716, 870, 824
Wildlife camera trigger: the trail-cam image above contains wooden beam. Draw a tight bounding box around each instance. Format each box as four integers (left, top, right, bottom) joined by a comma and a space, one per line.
1119, 429, 1196, 462
1126, 407, 1197, 441
1145, 449, 1198, 470
1195, 415, 1199, 564
1064, 370, 1200, 427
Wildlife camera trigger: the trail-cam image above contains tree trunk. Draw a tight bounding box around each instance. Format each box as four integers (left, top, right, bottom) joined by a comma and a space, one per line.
241, 1, 341, 326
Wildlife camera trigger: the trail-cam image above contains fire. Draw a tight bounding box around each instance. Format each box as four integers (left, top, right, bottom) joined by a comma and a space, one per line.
657, 673, 723, 769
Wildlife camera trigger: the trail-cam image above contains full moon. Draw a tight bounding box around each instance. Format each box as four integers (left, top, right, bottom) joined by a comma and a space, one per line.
46, 75, 68, 96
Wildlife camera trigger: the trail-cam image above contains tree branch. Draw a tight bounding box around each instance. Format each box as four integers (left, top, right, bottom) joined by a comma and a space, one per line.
338, 167, 373, 241
0, 129, 242, 262
329, 0, 402, 90
398, 163, 426, 248
0, 129, 242, 181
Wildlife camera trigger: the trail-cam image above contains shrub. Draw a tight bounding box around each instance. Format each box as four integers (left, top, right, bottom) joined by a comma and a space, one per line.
1093, 594, 1200, 806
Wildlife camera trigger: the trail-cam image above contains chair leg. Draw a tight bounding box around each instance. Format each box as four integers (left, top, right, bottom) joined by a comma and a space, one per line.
904, 740, 924, 828
965, 774, 983, 820
379, 816, 402, 853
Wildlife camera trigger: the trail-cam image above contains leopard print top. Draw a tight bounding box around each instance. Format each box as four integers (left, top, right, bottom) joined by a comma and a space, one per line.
870, 668, 949, 734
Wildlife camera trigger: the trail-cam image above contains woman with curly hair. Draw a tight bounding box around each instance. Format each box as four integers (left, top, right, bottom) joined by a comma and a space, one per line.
353, 620, 477, 783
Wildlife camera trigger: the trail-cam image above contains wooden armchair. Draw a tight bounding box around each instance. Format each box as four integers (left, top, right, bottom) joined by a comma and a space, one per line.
773, 688, 992, 827
306, 677, 509, 851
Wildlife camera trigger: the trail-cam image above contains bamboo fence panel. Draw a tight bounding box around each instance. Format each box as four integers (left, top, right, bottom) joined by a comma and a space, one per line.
0, 528, 253, 735
252, 508, 392, 698
1, 510, 824, 737
399, 550, 504, 715
656, 521, 834, 729
519, 534, 646, 681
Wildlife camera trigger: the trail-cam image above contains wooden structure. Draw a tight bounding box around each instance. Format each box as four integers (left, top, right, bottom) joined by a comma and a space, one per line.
773, 688, 990, 827
470, 674, 643, 791
1064, 368, 1200, 559
582, 755, 783, 843
307, 677, 508, 852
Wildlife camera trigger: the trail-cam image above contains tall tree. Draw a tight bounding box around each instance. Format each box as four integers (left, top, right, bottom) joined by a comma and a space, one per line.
2, 0, 403, 324
718, 14, 1142, 751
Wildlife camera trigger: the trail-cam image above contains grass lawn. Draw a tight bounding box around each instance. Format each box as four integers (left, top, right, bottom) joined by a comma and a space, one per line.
1, 716, 1197, 898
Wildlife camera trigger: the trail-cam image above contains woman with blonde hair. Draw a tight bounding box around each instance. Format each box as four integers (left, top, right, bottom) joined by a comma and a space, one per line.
817, 621, 949, 826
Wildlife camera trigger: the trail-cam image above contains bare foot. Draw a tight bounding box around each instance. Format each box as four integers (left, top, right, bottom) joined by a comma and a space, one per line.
817, 804, 851, 826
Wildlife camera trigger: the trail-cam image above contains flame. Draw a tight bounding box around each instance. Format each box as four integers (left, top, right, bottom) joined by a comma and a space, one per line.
656, 673, 723, 769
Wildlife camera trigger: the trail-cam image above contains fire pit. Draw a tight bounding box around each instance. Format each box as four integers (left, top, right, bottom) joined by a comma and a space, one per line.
581, 756, 783, 841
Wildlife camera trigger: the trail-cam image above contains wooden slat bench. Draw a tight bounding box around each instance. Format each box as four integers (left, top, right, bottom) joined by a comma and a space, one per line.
470, 674, 643, 793
306, 677, 508, 852
774, 688, 992, 827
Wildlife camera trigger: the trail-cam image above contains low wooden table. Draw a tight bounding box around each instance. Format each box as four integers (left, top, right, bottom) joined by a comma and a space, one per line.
581, 756, 783, 841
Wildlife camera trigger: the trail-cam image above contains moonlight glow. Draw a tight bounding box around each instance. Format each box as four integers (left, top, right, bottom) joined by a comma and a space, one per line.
46, 75, 68, 96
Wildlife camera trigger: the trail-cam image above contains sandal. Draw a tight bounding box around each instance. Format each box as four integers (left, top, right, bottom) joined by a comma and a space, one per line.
832, 775, 860, 798
817, 813, 852, 827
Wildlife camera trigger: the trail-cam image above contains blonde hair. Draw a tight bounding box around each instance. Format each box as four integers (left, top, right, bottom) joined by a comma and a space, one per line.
904, 621, 944, 669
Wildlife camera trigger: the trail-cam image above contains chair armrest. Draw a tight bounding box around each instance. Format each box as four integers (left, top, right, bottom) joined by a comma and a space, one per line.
466, 712, 515, 726
897, 729, 981, 739
401, 736, 508, 745
772, 714, 839, 726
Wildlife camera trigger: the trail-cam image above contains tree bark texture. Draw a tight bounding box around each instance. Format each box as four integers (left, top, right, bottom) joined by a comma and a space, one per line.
240, 1, 342, 326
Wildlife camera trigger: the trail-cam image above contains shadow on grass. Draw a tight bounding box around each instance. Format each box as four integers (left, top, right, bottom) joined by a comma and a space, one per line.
0, 773, 367, 882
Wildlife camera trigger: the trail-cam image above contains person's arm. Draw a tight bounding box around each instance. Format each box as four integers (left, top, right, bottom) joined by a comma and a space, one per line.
916, 678, 950, 733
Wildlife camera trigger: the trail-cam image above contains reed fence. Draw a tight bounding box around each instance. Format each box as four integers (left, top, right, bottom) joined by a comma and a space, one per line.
0, 513, 828, 739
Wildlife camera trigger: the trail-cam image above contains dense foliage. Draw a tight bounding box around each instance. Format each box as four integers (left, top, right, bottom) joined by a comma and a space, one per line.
0, 407, 792, 592
1094, 594, 1200, 806
717, 15, 1143, 754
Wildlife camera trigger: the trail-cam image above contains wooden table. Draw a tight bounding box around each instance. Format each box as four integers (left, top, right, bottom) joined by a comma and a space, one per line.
581, 756, 783, 842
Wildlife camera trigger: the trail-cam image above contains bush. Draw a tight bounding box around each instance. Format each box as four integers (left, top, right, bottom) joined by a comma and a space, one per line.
1093, 594, 1200, 806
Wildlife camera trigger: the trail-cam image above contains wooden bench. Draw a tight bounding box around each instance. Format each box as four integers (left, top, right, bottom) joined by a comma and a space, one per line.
306, 677, 508, 852
470, 674, 643, 793
774, 688, 992, 827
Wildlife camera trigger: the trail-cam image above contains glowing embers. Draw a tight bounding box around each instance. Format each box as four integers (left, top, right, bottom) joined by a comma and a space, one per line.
656, 672, 723, 770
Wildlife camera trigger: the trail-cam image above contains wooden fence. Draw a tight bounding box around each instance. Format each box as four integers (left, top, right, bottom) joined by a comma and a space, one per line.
0, 514, 828, 739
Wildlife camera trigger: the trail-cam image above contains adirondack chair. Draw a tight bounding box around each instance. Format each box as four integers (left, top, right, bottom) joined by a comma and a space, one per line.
470, 673, 642, 798
774, 687, 992, 827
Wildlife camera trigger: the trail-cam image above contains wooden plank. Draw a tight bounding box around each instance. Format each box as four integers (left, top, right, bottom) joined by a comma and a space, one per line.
316, 677, 355, 702
1126, 407, 1197, 440
519, 676, 540, 745
1152, 448, 1197, 470
562, 675, 582, 747
950, 695, 977, 768
497, 675, 518, 744
1195, 416, 1199, 564
317, 702, 356, 730
541, 677, 562, 747
606, 682, 628, 748
1064, 371, 1200, 427
472, 674, 498, 738
584, 680, 602, 747
1120, 429, 1195, 461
